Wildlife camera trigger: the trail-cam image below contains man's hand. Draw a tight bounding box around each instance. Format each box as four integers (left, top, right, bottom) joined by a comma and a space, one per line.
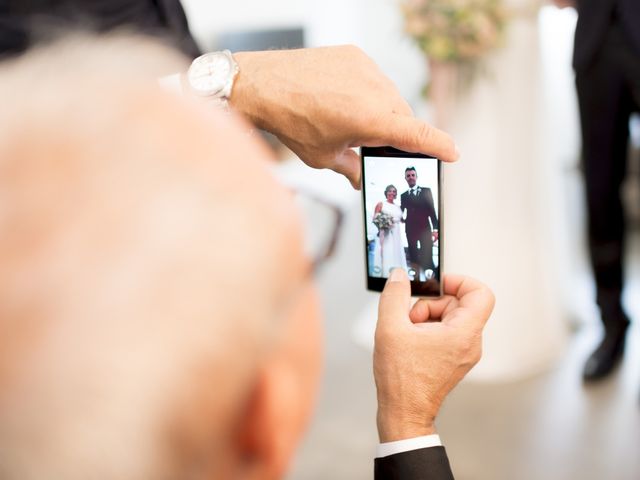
231, 46, 458, 189
374, 269, 494, 442
432, 230, 439, 242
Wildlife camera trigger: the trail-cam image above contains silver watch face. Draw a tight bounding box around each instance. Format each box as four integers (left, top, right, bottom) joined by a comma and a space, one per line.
188, 52, 233, 97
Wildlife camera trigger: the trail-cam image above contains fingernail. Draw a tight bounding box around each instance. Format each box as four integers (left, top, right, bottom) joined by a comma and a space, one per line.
389, 268, 406, 282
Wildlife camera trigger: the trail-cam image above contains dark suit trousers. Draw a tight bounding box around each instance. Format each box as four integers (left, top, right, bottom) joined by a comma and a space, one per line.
406, 228, 434, 272
575, 22, 640, 322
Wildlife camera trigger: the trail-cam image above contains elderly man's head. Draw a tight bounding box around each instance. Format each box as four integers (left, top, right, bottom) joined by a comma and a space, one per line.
0, 37, 321, 480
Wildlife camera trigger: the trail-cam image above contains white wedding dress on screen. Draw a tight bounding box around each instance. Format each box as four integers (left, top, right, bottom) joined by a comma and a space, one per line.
372, 202, 407, 277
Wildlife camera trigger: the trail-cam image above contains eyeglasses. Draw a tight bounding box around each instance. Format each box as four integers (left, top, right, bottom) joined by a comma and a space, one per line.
291, 189, 344, 277
267, 187, 343, 320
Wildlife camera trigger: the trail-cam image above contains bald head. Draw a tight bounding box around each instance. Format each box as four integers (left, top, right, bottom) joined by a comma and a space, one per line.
0, 36, 315, 480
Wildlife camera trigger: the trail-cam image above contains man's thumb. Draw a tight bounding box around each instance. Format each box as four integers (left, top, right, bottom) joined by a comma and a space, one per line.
378, 268, 411, 328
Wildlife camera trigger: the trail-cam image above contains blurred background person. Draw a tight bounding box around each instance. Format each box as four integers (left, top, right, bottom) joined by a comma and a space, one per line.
372, 184, 408, 278
0, 36, 494, 480
553, 0, 640, 381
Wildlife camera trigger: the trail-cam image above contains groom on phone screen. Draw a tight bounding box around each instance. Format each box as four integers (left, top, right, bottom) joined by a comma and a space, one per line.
401, 166, 438, 281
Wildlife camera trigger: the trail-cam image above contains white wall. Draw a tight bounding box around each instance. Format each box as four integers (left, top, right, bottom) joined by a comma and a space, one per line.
181, 0, 427, 107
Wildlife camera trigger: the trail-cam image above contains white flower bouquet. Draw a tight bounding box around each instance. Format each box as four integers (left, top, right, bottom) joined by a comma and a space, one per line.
401, 0, 506, 64
373, 212, 395, 233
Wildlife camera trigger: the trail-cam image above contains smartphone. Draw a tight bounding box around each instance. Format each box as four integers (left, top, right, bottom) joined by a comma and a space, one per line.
361, 146, 443, 297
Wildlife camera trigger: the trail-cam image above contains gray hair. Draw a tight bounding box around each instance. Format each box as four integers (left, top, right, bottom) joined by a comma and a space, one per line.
0, 35, 290, 480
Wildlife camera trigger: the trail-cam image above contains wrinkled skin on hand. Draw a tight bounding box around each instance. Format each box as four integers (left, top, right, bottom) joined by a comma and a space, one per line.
231, 45, 459, 189
374, 270, 495, 441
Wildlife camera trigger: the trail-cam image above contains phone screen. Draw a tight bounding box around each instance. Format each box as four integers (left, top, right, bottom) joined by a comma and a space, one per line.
361, 147, 442, 296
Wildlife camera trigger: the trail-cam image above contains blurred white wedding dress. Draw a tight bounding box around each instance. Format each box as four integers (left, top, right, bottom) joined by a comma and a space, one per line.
442, 0, 567, 381
352, 1, 570, 379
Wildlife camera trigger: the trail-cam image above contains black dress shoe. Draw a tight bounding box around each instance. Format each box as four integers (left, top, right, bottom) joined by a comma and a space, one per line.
583, 318, 630, 381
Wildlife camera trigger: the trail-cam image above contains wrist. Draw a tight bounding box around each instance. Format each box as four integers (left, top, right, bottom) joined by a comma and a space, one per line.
229, 51, 273, 130
229, 50, 309, 145
376, 408, 437, 443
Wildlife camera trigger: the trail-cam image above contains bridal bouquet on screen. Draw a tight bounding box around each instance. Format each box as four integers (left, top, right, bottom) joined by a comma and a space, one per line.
373, 212, 395, 233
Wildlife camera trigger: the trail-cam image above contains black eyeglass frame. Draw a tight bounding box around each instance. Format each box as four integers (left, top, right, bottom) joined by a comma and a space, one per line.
290, 188, 344, 278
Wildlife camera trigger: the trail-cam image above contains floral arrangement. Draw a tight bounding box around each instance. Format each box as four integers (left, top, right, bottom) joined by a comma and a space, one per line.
373, 212, 395, 233
401, 0, 506, 64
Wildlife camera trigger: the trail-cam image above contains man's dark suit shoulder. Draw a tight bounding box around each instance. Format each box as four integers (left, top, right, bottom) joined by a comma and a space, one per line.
375, 446, 454, 480
0, 0, 200, 58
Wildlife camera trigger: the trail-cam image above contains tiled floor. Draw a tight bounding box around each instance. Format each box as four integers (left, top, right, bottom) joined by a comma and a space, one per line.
439, 322, 640, 480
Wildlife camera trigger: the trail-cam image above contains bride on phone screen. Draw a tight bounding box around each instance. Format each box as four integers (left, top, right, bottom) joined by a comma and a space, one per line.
372, 184, 408, 277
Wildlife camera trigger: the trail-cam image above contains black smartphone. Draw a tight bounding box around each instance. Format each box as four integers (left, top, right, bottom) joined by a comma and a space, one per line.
361, 146, 443, 297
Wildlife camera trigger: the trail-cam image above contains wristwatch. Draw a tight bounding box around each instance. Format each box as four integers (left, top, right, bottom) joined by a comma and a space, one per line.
186, 50, 239, 108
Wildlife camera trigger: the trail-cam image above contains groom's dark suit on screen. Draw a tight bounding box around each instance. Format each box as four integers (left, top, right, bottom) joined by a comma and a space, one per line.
401, 186, 438, 274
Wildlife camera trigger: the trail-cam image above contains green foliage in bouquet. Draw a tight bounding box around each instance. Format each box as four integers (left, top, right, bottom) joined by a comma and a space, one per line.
401, 0, 506, 64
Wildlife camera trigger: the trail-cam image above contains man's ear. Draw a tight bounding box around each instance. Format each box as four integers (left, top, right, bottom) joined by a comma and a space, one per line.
233, 357, 307, 480
232, 286, 322, 480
